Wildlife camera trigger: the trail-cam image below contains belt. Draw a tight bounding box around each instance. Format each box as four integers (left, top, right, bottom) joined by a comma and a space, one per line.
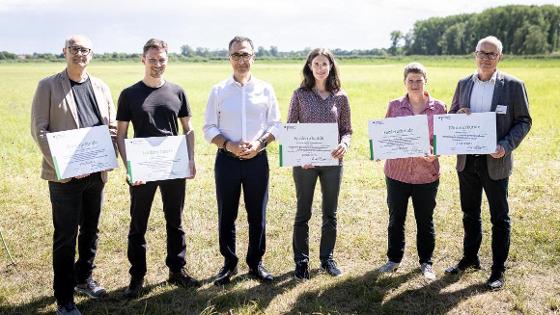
467, 154, 485, 158
218, 149, 266, 160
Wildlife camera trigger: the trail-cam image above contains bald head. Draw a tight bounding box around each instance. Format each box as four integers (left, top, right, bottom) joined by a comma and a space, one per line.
65, 35, 93, 50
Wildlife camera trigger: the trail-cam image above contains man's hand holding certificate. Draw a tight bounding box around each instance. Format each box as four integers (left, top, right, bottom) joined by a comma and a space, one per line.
125, 135, 190, 183
433, 112, 497, 155
46, 125, 118, 180
278, 123, 339, 167
368, 115, 431, 160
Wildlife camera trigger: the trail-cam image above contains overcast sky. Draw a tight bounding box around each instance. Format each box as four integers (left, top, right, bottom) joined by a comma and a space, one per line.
0, 0, 557, 54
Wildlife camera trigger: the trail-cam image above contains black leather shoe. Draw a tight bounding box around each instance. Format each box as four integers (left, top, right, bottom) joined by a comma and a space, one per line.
169, 269, 201, 288
294, 262, 310, 280
321, 259, 342, 277
248, 263, 273, 282
124, 276, 144, 299
486, 271, 505, 290
444, 258, 482, 274
213, 265, 238, 286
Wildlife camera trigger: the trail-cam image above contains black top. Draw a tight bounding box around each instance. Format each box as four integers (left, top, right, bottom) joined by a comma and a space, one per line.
116, 81, 191, 138
70, 78, 102, 128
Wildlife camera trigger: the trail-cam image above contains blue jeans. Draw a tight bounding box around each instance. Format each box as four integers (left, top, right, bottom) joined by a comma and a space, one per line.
48, 173, 104, 305
292, 166, 342, 264
459, 155, 510, 273
385, 176, 438, 265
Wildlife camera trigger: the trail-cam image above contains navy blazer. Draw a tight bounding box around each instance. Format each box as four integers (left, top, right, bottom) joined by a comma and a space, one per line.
449, 71, 532, 180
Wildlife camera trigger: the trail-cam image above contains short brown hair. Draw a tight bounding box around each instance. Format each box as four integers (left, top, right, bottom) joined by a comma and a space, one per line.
143, 38, 168, 56
403, 62, 427, 81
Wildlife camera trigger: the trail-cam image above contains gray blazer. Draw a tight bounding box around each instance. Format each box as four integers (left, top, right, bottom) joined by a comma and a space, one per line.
449, 71, 532, 180
31, 70, 117, 183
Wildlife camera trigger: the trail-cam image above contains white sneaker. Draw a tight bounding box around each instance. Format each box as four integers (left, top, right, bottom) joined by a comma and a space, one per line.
420, 263, 436, 280
378, 261, 400, 273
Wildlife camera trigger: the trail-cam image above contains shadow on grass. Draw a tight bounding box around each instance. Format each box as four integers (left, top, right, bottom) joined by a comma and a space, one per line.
289, 271, 487, 314
0, 271, 299, 315
0, 271, 488, 314
381, 273, 488, 314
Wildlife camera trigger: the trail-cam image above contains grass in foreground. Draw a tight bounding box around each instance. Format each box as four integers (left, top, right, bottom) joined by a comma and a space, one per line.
0, 59, 559, 314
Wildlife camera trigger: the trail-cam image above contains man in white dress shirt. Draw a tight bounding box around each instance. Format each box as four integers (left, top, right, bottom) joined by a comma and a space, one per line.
203, 36, 281, 285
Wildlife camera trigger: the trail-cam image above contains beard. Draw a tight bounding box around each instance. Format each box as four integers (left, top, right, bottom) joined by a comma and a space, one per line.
150, 68, 164, 78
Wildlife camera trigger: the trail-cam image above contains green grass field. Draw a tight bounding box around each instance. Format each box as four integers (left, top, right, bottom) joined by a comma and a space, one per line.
1, 58, 559, 314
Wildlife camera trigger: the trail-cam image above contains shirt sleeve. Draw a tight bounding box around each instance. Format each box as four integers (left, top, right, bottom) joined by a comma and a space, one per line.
30, 79, 55, 168
178, 88, 191, 118
286, 90, 300, 123
385, 101, 393, 118
498, 80, 532, 153
203, 86, 221, 143
116, 89, 131, 122
265, 85, 282, 139
338, 93, 352, 147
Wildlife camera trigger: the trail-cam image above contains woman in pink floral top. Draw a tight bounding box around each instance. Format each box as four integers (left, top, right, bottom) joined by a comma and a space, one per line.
287, 48, 352, 280
377, 63, 447, 281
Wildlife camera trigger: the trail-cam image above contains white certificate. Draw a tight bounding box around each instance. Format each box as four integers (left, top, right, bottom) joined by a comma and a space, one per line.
433, 112, 496, 155
278, 123, 339, 167
46, 125, 118, 180
125, 136, 190, 183
368, 115, 430, 160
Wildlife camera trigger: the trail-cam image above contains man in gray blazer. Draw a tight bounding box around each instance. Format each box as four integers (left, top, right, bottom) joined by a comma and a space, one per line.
31, 35, 116, 315
445, 36, 532, 290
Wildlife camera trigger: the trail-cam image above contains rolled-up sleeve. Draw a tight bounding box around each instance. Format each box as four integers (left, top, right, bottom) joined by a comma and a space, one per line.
265, 85, 282, 139
203, 86, 221, 143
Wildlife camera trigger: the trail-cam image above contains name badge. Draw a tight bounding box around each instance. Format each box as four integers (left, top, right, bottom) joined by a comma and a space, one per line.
496, 105, 508, 115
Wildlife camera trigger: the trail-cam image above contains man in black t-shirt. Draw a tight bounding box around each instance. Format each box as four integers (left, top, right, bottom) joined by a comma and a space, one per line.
116, 38, 198, 298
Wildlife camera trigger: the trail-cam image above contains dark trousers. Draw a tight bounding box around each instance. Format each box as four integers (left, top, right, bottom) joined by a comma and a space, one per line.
385, 177, 439, 265
215, 150, 269, 269
127, 178, 187, 278
292, 166, 342, 264
48, 173, 104, 305
459, 155, 510, 273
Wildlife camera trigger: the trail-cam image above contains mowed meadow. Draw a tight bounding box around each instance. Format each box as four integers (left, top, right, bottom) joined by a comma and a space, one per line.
0, 58, 559, 315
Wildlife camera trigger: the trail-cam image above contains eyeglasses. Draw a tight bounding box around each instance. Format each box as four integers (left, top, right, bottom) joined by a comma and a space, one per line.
475, 51, 499, 60
230, 53, 253, 61
67, 46, 92, 56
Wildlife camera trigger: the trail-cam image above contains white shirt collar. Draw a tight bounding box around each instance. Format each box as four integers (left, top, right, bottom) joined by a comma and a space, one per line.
227, 75, 254, 87
472, 70, 497, 84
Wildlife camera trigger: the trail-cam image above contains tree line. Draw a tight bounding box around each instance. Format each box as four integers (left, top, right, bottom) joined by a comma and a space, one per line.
391, 4, 560, 55
1, 4, 559, 62
0, 48, 389, 62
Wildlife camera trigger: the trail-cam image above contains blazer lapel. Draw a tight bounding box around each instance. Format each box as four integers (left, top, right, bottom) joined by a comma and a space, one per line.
491, 71, 504, 112
60, 70, 80, 128
464, 77, 475, 108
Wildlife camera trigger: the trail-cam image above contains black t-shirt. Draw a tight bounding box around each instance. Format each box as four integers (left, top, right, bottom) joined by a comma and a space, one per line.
116, 81, 191, 138
70, 78, 102, 128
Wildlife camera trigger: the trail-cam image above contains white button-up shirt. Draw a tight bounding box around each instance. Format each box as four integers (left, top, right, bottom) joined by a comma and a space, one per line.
469, 71, 497, 113
203, 76, 281, 143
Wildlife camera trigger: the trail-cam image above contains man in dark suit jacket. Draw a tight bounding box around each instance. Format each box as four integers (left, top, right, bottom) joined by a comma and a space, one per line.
445, 36, 532, 290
